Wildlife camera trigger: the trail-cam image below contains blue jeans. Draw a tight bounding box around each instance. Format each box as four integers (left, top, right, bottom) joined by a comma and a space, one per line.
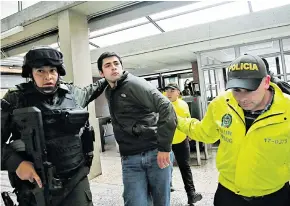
121, 149, 172, 206
170, 152, 175, 187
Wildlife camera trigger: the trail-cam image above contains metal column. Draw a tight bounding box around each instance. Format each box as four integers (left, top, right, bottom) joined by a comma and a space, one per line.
279, 39, 287, 81
196, 52, 209, 162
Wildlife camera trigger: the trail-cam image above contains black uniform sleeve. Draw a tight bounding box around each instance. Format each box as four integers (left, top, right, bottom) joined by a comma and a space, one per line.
68, 78, 108, 108
1, 91, 24, 172
276, 81, 290, 95
271, 74, 290, 95
130, 78, 177, 152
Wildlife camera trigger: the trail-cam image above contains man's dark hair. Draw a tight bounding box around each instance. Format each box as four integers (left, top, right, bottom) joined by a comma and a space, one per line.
97, 52, 122, 72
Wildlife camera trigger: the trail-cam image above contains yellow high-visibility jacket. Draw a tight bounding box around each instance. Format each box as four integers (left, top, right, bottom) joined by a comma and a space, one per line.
177, 83, 290, 197
171, 99, 191, 144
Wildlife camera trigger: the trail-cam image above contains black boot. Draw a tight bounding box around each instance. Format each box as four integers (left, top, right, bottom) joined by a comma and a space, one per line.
187, 192, 202, 205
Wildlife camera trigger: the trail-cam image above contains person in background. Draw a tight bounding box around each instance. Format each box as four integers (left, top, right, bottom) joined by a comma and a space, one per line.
164, 82, 203, 205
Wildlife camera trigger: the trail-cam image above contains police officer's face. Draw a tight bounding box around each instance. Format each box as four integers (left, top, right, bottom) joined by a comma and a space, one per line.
232, 76, 271, 111
32, 66, 59, 88
100, 56, 123, 84
165, 88, 180, 102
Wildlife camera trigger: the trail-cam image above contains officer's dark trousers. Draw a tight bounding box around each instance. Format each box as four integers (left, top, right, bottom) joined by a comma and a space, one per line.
172, 138, 195, 194
17, 176, 93, 206
214, 183, 290, 206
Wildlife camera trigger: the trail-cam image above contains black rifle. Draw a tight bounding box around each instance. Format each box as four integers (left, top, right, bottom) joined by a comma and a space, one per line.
12, 107, 62, 206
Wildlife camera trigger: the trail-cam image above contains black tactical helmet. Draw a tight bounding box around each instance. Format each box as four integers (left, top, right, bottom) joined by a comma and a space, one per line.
22, 46, 66, 77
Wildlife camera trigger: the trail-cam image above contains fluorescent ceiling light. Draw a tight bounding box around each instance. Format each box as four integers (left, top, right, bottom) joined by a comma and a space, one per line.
1, 26, 24, 39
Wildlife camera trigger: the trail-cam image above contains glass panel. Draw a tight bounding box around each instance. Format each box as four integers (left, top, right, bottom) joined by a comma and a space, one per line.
201, 48, 235, 66
179, 74, 193, 92
1, 1, 18, 19
210, 70, 218, 98
240, 41, 280, 56
164, 76, 178, 86
250, 0, 290, 12
285, 55, 290, 73
287, 75, 290, 83
90, 23, 161, 47
216, 68, 226, 93
204, 70, 215, 101
156, 1, 249, 32
22, 1, 39, 9
204, 68, 226, 101
1, 74, 25, 89
89, 17, 148, 38
283, 38, 290, 52
150, 0, 228, 20
146, 79, 159, 89
263, 56, 283, 75
1, 56, 24, 67
204, 70, 209, 85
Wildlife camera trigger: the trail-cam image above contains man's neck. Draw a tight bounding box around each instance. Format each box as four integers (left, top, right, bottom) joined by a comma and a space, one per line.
109, 82, 115, 88
251, 89, 272, 112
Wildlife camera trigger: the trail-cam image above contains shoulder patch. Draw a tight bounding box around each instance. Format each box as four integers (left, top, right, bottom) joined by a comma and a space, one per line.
221, 114, 232, 128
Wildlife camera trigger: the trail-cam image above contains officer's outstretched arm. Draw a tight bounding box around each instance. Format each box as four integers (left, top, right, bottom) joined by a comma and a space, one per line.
68, 78, 108, 108
177, 102, 219, 144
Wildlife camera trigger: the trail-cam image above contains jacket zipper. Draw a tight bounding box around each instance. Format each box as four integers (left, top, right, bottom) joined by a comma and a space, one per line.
228, 103, 284, 133
252, 113, 284, 125
227, 104, 245, 125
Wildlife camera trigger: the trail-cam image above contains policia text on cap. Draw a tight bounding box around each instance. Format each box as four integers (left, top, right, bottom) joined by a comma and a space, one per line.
177, 54, 290, 206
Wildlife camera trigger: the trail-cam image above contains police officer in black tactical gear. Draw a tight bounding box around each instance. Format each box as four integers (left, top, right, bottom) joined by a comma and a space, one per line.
1, 46, 107, 206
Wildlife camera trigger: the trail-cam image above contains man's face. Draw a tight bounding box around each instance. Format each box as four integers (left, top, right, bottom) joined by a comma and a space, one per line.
232, 76, 270, 111
99, 56, 123, 83
32, 66, 58, 88
165, 88, 180, 102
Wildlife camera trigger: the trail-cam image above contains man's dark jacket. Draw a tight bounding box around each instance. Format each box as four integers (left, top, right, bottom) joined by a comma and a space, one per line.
105, 71, 177, 156
271, 74, 290, 95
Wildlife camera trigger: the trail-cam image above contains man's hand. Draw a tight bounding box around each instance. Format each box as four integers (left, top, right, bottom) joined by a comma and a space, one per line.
16, 161, 42, 188
157, 151, 171, 169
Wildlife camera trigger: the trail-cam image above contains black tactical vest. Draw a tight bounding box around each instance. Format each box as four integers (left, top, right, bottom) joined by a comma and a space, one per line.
16, 82, 88, 177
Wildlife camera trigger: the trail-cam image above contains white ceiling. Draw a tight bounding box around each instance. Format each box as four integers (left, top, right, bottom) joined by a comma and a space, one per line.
2, 2, 290, 79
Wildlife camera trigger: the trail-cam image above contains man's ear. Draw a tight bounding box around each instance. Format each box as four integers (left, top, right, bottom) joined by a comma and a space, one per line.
99, 71, 105, 78
264, 75, 271, 89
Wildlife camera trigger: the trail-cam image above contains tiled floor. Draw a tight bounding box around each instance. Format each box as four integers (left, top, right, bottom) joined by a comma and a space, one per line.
1, 137, 219, 206
91, 141, 218, 206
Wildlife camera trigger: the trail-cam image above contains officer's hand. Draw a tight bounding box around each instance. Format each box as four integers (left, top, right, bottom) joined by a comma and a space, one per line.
16, 161, 42, 188
157, 152, 171, 169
